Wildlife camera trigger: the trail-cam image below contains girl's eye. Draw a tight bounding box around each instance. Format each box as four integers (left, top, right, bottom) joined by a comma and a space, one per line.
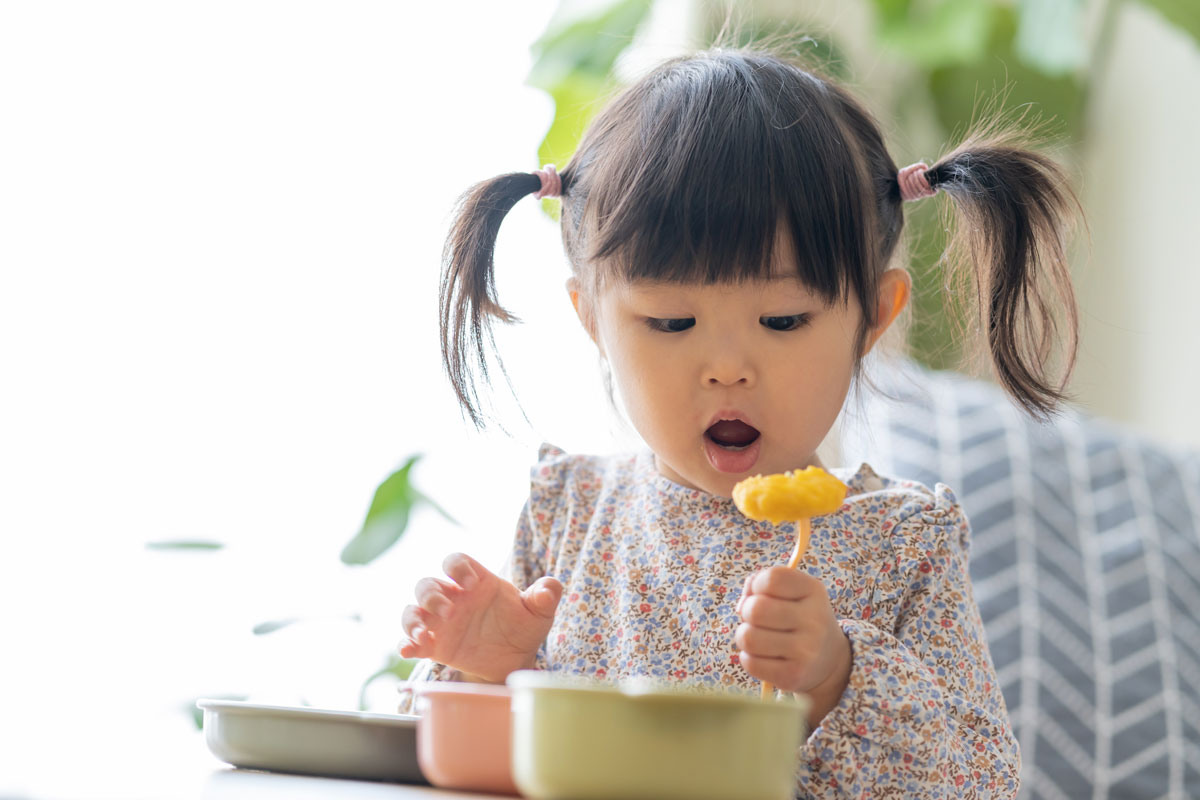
761, 314, 810, 332
646, 317, 696, 333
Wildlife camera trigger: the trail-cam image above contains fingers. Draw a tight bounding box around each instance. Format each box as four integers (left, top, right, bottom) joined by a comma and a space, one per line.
738, 593, 800, 631
442, 552, 484, 590
399, 552, 500, 661
737, 651, 805, 691
736, 568, 818, 622
398, 604, 435, 657
397, 633, 422, 658
734, 572, 754, 618
414, 577, 456, 620
402, 603, 434, 636
735, 621, 820, 692
747, 566, 822, 601
734, 622, 806, 660
399, 572, 461, 657
732, 569, 842, 694
521, 576, 563, 619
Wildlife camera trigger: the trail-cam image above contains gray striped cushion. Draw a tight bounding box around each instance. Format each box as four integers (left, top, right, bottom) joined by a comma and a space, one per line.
840, 363, 1200, 799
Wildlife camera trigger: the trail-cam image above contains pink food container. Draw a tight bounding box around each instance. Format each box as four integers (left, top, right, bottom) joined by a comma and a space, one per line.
411, 682, 518, 796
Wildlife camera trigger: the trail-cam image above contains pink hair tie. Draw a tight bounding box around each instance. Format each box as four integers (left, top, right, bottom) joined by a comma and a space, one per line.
533, 164, 561, 199
898, 162, 936, 202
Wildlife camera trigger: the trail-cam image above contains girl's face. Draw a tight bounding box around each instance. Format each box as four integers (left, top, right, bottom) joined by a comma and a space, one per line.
574, 240, 908, 499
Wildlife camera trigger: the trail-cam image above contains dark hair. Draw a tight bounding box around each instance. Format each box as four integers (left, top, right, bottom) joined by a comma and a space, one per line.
440, 47, 1080, 427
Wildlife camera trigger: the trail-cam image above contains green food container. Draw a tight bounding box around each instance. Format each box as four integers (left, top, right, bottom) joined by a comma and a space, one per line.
507, 671, 807, 800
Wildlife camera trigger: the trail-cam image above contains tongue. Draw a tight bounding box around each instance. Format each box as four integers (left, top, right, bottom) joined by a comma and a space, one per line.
707, 420, 759, 447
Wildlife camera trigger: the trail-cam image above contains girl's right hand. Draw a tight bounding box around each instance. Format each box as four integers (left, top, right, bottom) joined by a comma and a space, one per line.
399, 552, 563, 684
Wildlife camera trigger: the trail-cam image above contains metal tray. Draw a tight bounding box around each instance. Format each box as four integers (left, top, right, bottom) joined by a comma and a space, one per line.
197, 698, 427, 784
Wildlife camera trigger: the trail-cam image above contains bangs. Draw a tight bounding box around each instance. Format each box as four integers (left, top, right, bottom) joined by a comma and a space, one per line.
571, 51, 877, 305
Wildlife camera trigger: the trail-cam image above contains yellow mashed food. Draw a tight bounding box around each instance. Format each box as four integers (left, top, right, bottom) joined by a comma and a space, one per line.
732, 466, 848, 524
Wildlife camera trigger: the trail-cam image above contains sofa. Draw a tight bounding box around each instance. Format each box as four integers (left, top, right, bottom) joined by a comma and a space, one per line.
838, 361, 1200, 799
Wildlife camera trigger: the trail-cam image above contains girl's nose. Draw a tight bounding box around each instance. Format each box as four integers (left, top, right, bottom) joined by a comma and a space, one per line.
701, 344, 757, 388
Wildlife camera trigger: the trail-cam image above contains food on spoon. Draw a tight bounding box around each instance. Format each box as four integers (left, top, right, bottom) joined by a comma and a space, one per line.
732, 466, 849, 701
732, 466, 847, 524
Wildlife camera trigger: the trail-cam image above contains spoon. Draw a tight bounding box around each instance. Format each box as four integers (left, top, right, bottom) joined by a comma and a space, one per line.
732, 467, 848, 700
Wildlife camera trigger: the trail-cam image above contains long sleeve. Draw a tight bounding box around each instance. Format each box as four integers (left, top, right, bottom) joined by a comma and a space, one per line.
797, 488, 1020, 799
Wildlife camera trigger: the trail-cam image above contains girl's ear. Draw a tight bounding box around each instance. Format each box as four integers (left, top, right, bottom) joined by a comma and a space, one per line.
566, 277, 602, 350
861, 268, 911, 356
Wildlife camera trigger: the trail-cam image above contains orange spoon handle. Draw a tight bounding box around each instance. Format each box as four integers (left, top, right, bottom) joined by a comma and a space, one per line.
760, 518, 811, 700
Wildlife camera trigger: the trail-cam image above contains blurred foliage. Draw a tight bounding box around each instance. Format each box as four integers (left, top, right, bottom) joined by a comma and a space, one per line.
173, 453, 441, 726
527, 0, 654, 219
528, 0, 1198, 371
873, 0, 998, 68
528, 0, 654, 170
341, 454, 455, 566
1139, 0, 1200, 42
145, 539, 224, 551
250, 613, 361, 636
358, 652, 419, 711
252, 617, 303, 635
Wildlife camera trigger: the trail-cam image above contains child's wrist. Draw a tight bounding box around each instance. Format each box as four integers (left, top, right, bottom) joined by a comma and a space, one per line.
459, 671, 504, 685
457, 653, 540, 685
801, 631, 853, 729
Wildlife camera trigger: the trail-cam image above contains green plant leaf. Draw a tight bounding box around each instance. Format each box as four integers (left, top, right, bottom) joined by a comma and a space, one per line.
340, 505, 411, 566
251, 613, 360, 635
535, 73, 611, 174
692, 7, 852, 82
528, 0, 652, 88
340, 455, 420, 566
904, 4, 1084, 372
409, 487, 457, 526
900, 201, 963, 373
252, 617, 301, 635
145, 540, 224, 551
358, 653, 419, 711
527, 0, 653, 171
1015, 0, 1087, 76
871, 0, 913, 28
1135, 0, 1200, 46
873, 0, 998, 69
927, 6, 1084, 142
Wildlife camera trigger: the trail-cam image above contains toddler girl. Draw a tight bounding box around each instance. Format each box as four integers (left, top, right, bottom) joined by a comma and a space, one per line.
398, 45, 1079, 798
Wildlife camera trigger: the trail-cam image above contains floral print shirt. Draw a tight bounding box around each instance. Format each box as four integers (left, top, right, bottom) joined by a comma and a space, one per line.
401, 444, 1019, 799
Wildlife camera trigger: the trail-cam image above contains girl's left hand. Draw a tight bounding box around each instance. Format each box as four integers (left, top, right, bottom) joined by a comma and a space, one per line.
735, 566, 853, 728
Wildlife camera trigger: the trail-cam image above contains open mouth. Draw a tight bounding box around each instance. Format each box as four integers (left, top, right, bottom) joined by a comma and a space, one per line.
705, 419, 761, 450
703, 418, 763, 474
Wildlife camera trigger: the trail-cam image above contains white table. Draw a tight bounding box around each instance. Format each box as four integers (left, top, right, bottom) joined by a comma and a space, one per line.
0, 718, 502, 800
202, 768, 503, 800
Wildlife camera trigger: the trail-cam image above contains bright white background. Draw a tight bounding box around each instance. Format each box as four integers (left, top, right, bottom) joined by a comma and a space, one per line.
0, 2, 653, 797
2, 1, 1198, 797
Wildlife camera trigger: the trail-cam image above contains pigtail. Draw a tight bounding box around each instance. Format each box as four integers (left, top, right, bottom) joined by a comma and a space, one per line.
924, 129, 1081, 420
439, 171, 548, 428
